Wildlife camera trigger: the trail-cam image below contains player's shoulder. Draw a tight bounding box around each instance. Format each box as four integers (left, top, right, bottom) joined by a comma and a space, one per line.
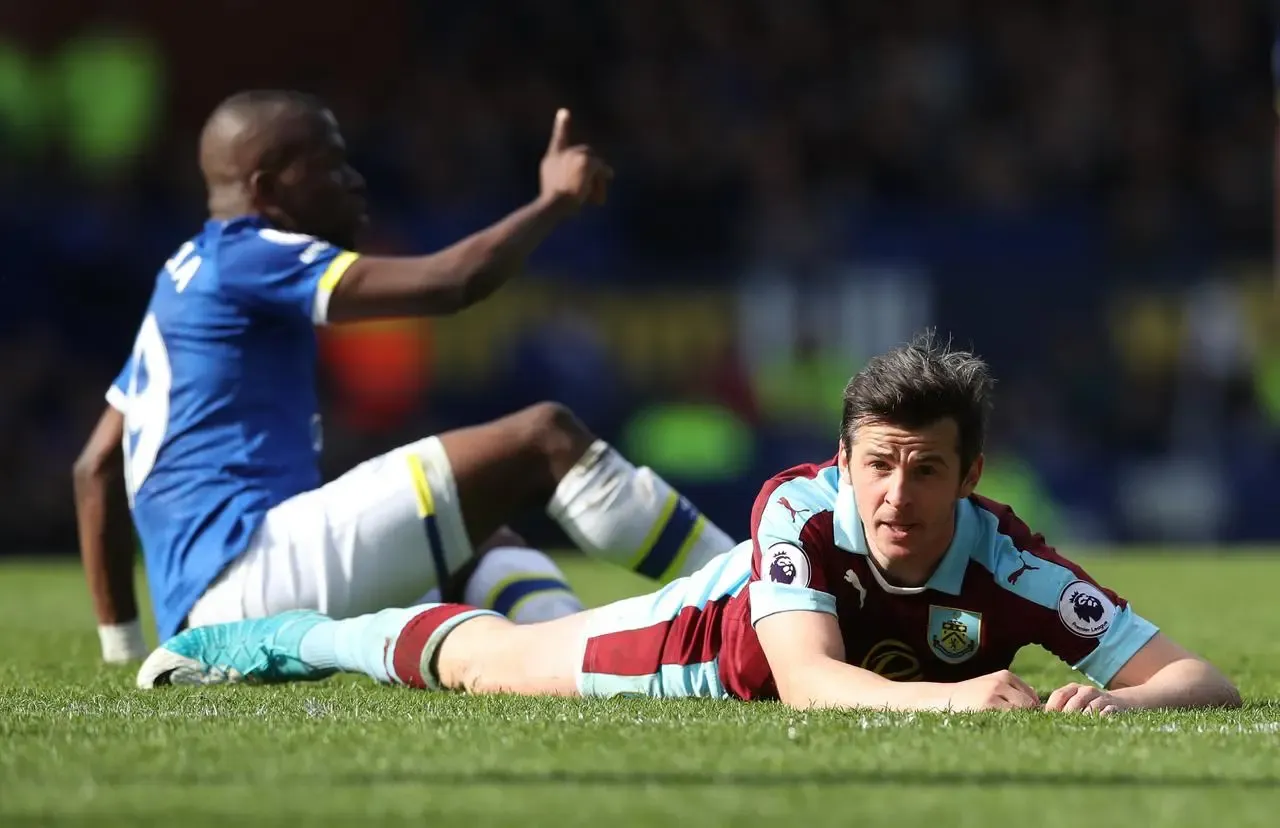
962, 495, 1115, 615
747, 455, 839, 522
755, 456, 839, 505
751, 456, 840, 541
214, 218, 336, 278
966, 494, 1060, 570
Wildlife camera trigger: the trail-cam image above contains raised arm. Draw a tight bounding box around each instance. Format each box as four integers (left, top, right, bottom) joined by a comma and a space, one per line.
326, 109, 612, 323
72, 405, 145, 663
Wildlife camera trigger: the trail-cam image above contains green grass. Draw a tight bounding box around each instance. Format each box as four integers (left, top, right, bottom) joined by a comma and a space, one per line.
2, 552, 1279, 827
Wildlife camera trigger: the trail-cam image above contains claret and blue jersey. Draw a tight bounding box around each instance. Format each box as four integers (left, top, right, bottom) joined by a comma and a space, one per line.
727, 457, 1160, 697
106, 217, 359, 640
579, 456, 1159, 701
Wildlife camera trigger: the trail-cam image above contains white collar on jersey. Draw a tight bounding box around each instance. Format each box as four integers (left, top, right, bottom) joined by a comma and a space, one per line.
832, 478, 978, 596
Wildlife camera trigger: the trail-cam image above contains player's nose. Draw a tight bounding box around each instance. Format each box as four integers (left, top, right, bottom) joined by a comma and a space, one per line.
883, 472, 912, 507
345, 165, 367, 195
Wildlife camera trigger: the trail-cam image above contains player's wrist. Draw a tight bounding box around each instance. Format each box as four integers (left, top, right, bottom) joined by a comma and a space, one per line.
98, 619, 147, 663
917, 681, 957, 712
533, 190, 577, 217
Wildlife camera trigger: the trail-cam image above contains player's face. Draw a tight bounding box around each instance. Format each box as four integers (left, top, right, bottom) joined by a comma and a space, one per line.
269, 110, 368, 249
841, 418, 982, 583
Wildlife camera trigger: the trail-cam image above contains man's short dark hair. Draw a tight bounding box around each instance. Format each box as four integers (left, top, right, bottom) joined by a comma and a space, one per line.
839, 330, 994, 473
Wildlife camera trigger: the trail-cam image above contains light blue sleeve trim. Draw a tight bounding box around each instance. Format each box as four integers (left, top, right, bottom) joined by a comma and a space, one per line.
749, 581, 838, 626
1073, 608, 1160, 687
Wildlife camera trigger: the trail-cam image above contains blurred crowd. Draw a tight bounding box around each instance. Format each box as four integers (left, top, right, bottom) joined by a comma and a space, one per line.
1, 0, 1276, 552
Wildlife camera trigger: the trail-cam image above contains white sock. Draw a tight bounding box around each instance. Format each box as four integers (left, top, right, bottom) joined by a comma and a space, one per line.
547, 440, 737, 583
464, 546, 583, 623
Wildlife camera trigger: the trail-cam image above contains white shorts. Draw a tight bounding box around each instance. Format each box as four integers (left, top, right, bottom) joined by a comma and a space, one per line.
186, 436, 473, 627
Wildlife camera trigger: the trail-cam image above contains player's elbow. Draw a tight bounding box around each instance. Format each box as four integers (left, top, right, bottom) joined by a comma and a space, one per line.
411, 250, 496, 315
450, 263, 510, 312
1175, 656, 1241, 709
430, 282, 472, 315
72, 443, 121, 495
73, 407, 126, 495
775, 682, 817, 712
1126, 657, 1243, 710
1207, 667, 1243, 709
409, 277, 476, 317
772, 659, 839, 711
1177, 663, 1243, 710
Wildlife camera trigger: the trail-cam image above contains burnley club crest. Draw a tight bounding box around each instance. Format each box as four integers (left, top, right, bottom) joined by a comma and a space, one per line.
927, 606, 982, 664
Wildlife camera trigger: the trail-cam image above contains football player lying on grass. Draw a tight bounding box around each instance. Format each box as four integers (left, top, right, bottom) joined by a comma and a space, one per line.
137, 332, 1241, 715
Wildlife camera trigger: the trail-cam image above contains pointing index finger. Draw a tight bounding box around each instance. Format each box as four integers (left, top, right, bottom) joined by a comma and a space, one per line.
547, 108, 571, 154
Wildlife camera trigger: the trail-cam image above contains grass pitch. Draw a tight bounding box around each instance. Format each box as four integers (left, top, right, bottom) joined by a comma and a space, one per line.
2, 551, 1279, 827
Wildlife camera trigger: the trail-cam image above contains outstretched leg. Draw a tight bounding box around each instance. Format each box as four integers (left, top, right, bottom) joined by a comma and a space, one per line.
138, 603, 590, 697
139, 545, 753, 697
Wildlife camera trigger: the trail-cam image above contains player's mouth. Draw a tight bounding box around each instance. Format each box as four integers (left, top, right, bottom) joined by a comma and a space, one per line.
879, 521, 919, 540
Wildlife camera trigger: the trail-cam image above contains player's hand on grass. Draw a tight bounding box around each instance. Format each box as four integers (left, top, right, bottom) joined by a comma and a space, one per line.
946, 669, 1042, 712
1044, 682, 1128, 716
539, 108, 613, 210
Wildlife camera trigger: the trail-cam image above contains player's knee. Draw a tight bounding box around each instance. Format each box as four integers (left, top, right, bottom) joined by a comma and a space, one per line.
476, 526, 529, 555
517, 402, 592, 463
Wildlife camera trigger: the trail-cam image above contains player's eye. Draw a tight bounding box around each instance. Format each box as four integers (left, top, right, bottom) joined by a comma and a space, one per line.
867, 460, 891, 472
916, 465, 936, 477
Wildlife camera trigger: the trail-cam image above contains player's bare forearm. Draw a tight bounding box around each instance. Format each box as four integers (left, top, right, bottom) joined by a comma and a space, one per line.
1108, 658, 1242, 710
73, 407, 138, 627
777, 655, 952, 712
757, 607, 954, 712
1091, 632, 1241, 711
327, 194, 576, 322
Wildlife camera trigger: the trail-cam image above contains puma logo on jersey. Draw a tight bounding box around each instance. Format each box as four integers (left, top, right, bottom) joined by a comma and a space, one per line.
777, 497, 811, 524
1007, 557, 1040, 585
845, 569, 867, 608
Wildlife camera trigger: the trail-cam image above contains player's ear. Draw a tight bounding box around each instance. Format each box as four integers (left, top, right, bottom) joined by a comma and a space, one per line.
958, 453, 984, 497
248, 169, 273, 209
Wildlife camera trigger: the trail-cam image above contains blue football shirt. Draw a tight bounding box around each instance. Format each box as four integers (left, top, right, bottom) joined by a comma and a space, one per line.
107, 216, 359, 638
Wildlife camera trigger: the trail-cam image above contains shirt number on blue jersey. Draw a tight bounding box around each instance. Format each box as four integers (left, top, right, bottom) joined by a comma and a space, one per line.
164, 241, 202, 293
122, 314, 172, 501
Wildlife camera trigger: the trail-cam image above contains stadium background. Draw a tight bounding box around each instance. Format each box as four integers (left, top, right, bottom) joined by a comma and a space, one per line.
1, 0, 1275, 556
